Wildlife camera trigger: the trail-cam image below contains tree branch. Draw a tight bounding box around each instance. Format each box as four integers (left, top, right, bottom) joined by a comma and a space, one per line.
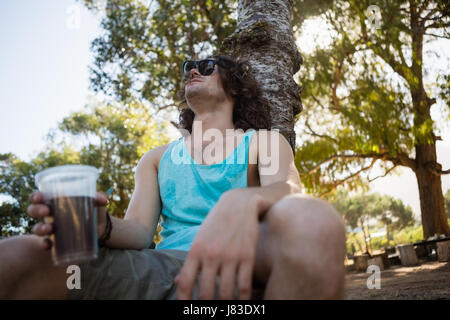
332, 62, 343, 111
425, 162, 450, 175
425, 21, 450, 29
157, 103, 178, 111
420, 0, 437, 20
307, 153, 388, 174
424, 32, 450, 39
358, 9, 413, 84
307, 151, 416, 174
319, 158, 378, 197
368, 165, 398, 182
170, 121, 180, 130
304, 118, 339, 144
310, 94, 327, 110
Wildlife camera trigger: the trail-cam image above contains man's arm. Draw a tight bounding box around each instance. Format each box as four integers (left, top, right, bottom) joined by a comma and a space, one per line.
236, 129, 302, 218
98, 146, 165, 250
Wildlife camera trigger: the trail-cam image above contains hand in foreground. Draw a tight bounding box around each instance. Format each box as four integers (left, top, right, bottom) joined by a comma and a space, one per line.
174, 189, 265, 300
27, 191, 108, 250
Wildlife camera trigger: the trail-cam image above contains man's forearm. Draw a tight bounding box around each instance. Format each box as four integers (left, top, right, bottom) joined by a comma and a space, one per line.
230, 181, 302, 219
99, 214, 154, 250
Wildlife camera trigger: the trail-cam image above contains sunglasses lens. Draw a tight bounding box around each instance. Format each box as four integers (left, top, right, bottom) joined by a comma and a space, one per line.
183, 61, 197, 74
199, 60, 215, 75
183, 59, 217, 78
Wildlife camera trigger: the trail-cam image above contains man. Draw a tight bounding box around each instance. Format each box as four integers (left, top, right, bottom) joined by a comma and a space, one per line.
0, 55, 346, 300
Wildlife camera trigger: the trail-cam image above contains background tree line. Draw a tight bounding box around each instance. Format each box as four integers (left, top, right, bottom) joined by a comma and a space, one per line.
0, 101, 169, 244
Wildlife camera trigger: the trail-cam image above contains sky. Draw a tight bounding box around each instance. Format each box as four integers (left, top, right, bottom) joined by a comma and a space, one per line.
0, 1, 449, 221
0, 0, 102, 160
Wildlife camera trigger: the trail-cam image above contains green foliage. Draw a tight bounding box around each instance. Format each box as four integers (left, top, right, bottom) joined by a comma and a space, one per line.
345, 219, 423, 255
58, 101, 170, 218
0, 101, 170, 238
0, 147, 80, 236
346, 232, 365, 254
292, 0, 334, 28
329, 189, 415, 230
329, 189, 416, 254
78, 0, 332, 110
79, 0, 237, 106
392, 225, 424, 246
294, 0, 450, 196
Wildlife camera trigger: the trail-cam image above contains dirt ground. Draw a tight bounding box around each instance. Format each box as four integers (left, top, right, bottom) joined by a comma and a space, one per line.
344, 260, 450, 300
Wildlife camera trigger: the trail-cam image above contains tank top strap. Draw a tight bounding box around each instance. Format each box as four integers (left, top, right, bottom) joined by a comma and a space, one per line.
226, 129, 256, 165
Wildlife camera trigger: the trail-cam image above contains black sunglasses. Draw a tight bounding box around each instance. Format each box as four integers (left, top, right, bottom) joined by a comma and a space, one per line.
182, 59, 228, 77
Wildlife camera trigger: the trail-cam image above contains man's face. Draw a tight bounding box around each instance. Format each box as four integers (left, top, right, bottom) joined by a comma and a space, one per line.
184, 59, 230, 108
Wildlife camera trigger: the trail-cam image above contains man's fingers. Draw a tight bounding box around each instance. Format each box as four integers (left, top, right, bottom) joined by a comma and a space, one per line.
95, 192, 108, 206
219, 263, 237, 300
32, 222, 53, 236
197, 263, 219, 300
29, 191, 43, 203
237, 261, 254, 300
176, 257, 200, 300
41, 237, 53, 250
27, 204, 50, 219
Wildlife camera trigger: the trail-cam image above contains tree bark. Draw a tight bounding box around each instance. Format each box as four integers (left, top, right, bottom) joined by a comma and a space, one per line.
410, 2, 450, 239
415, 143, 450, 238
220, 0, 303, 150
359, 219, 370, 254
386, 224, 390, 247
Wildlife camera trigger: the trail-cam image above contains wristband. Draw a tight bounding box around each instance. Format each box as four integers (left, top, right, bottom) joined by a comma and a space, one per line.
98, 210, 112, 247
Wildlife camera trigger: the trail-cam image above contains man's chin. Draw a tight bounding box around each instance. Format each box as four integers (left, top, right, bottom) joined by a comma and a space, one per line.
186, 88, 210, 102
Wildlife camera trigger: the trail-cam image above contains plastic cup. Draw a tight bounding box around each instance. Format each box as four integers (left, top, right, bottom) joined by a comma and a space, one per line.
35, 165, 99, 266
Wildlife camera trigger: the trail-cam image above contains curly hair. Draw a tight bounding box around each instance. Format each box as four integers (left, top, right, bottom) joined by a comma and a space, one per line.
177, 54, 271, 133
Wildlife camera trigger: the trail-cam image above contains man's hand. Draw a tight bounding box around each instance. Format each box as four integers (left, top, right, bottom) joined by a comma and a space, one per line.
27, 191, 108, 249
174, 189, 267, 300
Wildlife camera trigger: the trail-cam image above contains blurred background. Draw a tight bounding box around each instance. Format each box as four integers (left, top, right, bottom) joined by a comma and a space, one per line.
0, 0, 449, 255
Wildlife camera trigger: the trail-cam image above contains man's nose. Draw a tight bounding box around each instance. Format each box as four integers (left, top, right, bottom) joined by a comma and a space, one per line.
189, 68, 201, 79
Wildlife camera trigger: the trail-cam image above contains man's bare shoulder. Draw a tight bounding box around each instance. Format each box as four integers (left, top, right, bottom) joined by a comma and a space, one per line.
137, 143, 172, 172
249, 129, 291, 161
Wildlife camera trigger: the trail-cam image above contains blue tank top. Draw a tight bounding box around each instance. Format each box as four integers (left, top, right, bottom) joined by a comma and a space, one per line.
156, 129, 256, 251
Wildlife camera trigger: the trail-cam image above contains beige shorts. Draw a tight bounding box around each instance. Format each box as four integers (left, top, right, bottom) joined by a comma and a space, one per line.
67, 247, 265, 300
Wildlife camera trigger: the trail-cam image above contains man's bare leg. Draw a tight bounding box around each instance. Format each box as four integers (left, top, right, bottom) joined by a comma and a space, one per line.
0, 235, 69, 299
253, 194, 347, 299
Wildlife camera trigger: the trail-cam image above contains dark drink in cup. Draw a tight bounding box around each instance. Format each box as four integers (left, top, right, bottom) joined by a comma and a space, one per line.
35, 165, 99, 266
45, 196, 97, 264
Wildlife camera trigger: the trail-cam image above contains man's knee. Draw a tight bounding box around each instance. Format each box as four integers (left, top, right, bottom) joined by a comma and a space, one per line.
0, 235, 67, 299
0, 235, 44, 265
266, 194, 346, 248
265, 194, 346, 298
0, 235, 40, 297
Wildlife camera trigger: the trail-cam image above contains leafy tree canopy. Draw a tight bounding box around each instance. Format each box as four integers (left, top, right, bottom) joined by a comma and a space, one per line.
0, 100, 170, 237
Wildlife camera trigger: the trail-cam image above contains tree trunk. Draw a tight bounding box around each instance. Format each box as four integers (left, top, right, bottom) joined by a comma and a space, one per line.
220, 0, 303, 150
409, 3, 450, 239
360, 219, 370, 253
386, 224, 390, 247
415, 143, 450, 238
